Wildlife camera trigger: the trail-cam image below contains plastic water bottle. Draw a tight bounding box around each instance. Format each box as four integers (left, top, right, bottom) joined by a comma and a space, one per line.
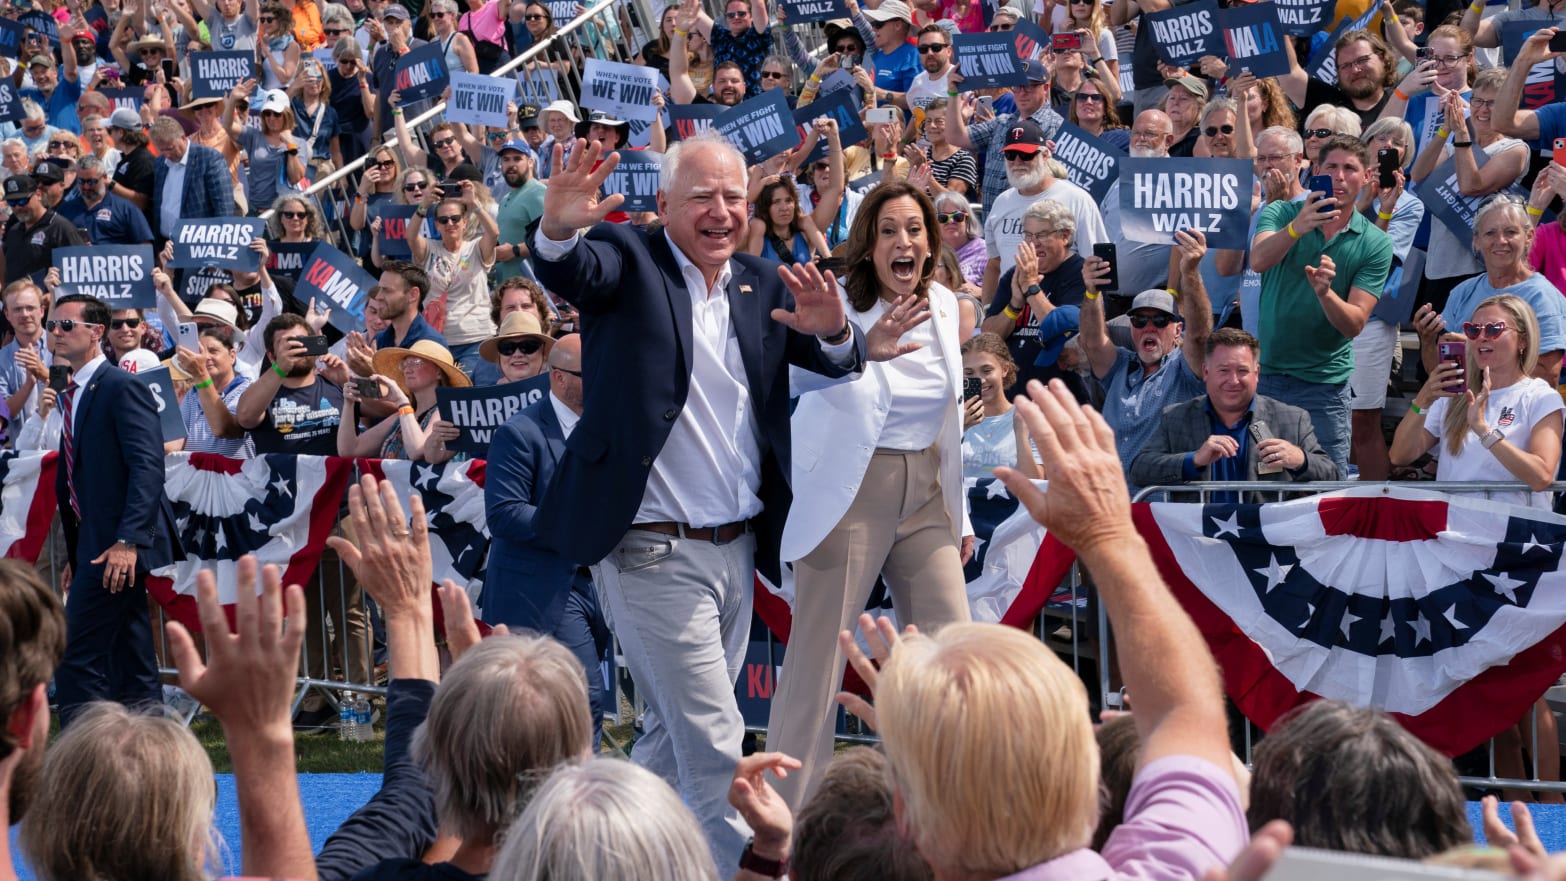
353, 693, 373, 742
338, 693, 356, 742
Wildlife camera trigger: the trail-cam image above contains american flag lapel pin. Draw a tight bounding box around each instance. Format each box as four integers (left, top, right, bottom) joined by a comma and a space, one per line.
740, 284, 753, 294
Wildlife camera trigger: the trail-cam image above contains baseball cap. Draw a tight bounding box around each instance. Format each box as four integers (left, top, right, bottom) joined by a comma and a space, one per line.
1164, 73, 1210, 102
3, 175, 35, 199
108, 107, 143, 130
863, 0, 913, 23
30, 160, 62, 185
497, 138, 533, 157
1130, 289, 1179, 317
260, 89, 290, 114
1022, 57, 1048, 84
27, 54, 54, 68
118, 349, 160, 373
991, 5, 1020, 22
517, 103, 541, 128
381, 4, 411, 20
1003, 119, 1047, 154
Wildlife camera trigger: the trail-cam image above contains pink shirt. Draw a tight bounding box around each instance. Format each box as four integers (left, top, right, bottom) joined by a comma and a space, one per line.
1529, 221, 1566, 298
995, 756, 1248, 881
459, 0, 506, 47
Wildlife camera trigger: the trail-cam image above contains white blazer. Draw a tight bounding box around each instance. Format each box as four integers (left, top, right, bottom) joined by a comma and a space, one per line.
780, 281, 969, 564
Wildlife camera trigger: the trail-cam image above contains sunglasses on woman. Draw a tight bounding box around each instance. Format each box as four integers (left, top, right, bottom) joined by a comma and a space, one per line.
497, 338, 544, 356
1129, 313, 1174, 329
1304, 128, 1334, 139
281, 210, 309, 219
1203, 124, 1235, 137
937, 211, 966, 223
404, 181, 428, 191
435, 214, 465, 225
1463, 321, 1512, 340
110, 317, 142, 330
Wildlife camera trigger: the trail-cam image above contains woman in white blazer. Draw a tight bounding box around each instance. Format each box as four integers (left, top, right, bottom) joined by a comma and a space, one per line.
767, 181, 974, 811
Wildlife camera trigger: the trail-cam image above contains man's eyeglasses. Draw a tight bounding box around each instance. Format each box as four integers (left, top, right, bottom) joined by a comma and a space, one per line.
1303, 128, 1334, 139
1338, 54, 1376, 72
77, 176, 103, 186
1021, 230, 1061, 243
1129, 313, 1174, 329
432, 137, 456, 148
324, 27, 349, 34
435, 214, 465, 225
918, 43, 948, 53
552, 365, 582, 376
497, 338, 544, 356
937, 211, 966, 223
1002, 149, 1036, 162
1203, 124, 1235, 137
5, 198, 29, 208
281, 210, 309, 219
1254, 152, 1297, 163
45, 319, 96, 333
761, 70, 786, 79
110, 317, 142, 330
1463, 321, 1512, 340
429, 10, 446, 17
725, 9, 748, 17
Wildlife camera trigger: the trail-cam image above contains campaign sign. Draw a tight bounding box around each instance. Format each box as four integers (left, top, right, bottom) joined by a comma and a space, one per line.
713, 90, 801, 165
296, 243, 373, 333
436, 374, 549, 455
1144, 0, 1220, 67
579, 59, 661, 123
1117, 158, 1254, 251
516, 69, 561, 106
1271, 0, 1332, 36
669, 102, 724, 140
816, 69, 857, 97
169, 218, 266, 271
266, 241, 315, 286
181, 267, 230, 307
447, 72, 513, 128
0, 19, 25, 59
189, 51, 256, 100
372, 203, 428, 261
98, 87, 143, 113
1050, 121, 1123, 204
135, 366, 186, 442
1218, 3, 1287, 79
546, 0, 576, 24
779, 0, 847, 22
599, 150, 662, 213
1501, 21, 1566, 110
393, 42, 450, 105
1011, 18, 1050, 61
952, 32, 1026, 91
52, 245, 156, 308
0, 82, 23, 125
1303, 1, 1379, 87
793, 88, 867, 167
1420, 150, 1510, 245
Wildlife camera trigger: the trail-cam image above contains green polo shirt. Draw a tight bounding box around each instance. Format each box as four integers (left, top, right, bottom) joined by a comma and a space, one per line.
496, 177, 546, 282
1255, 200, 1394, 384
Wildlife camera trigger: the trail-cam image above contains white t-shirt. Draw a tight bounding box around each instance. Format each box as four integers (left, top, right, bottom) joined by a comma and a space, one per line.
1426, 376, 1565, 509
984, 179, 1108, 274
906, 69, 951, 114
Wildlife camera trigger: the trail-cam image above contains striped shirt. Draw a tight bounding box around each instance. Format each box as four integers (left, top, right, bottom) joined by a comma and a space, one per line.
181, 375, 256, 459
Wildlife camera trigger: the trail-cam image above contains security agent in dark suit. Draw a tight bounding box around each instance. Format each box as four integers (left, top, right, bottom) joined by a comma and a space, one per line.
1131, 327, 1340, 493
47, 293, 181, 725
529, 132, 920, 871
481, 334, 611, 748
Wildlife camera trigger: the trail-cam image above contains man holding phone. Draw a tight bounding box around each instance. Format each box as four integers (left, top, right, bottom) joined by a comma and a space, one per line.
1250, 134, 1393, 477
236, 313, 352, 455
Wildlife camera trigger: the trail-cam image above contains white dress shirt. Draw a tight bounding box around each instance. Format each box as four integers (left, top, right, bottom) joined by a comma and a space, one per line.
548, 390, 580, 439
160, 148, 189, 240
63, 354, 106, 440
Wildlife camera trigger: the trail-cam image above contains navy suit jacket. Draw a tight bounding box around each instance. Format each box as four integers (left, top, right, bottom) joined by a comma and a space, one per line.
482, 394, 576, 630
152, 143, 236, 240
57, 362, 179, 574
532, 223, 864, 578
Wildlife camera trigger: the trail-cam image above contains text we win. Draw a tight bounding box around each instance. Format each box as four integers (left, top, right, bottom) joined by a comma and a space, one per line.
588, 78, 655, 105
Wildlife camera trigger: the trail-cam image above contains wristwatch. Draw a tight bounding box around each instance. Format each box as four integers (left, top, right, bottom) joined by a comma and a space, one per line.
1481, 427, 1505, 449
738, 840, 789, 879
1023, 283, 1042, 298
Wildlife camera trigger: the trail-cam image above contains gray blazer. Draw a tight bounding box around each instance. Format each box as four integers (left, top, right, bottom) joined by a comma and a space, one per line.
1129, 393, 1341, 490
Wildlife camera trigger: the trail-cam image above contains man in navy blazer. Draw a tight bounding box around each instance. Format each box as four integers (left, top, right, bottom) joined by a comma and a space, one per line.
530, 132, 903, 871
150, 116, 236, 244
481, 334, 610, 747
48, 294, 181, 725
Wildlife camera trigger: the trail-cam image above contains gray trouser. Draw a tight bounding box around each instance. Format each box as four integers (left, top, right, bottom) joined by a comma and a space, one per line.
591, 527, 755, 873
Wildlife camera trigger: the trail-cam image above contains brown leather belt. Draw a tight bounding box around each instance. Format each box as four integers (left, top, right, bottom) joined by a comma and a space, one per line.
633, 520, 749, 544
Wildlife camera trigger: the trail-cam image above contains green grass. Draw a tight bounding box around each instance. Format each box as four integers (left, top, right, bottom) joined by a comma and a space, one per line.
193, 718, 388, 774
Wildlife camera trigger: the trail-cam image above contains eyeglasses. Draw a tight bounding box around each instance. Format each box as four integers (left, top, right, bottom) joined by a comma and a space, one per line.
1002, 149, 1036, 161
258, 15, 275, 21
552, 365, 581, 376
497, 338, 544, 356
1255, 152, 1297, 163
47, 141, 76, 151
5, 198, 29, 208
524, 13, 545, 19
834, 44, 858, 53
45, 319, 97, 333
918, 43, 948, 53
1131, 128, 1168, 140
1075, 92, 1103, 103
435, 214, 465, 225
261, 110, 282, 118
1338, 54, 1377, 72
281, 210, 309, 219
1129, 313, 1174, 328
989, 22, 1013, 30
139, 47, 164, 54
869, 18, 890, 27
429, 10, 446, 16
1430, 52, 1468, 66
1304, 128, 1334, 139
404, 181, 428, 190
1203, 124, 1235, 137
1021, 230, 1061, 243
324, 26, 349, 34
937, 211, 966, 223
77, 176, 103, 186
374, 158, 397, 168
725, 9, 748, 17
761, 70, 786, 79
1471, 97, 1496, 109
1463, 321, 1512, 340
432, 137, 456, 148
402, 356, 427, 369
110, 317, 142, 330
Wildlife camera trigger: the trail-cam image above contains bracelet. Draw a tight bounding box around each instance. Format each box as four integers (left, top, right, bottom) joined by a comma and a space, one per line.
1409, 401, 1425, 415
1286, 221, 1302, 239
820, 319, 852, 346
398, 405, 416, 416
1436, 126, 1449, 139
1468, 0, 1483, 12
193, 377, 214, 390
391, 108, 402, 116
1529, 205, 1546, 217
1377, 210, 1393, 220
1085, 290, 1100, 300
1166, 287, 1179, 298
1003, 304, 1022, 320
673, 27, 688, 35
272, 361, 288, 379
809, 73, 820, 82
1453, 140, 1473, 148
880, 153, 897, 160
1393, 87, 1410, 100
947, 89, 958, 96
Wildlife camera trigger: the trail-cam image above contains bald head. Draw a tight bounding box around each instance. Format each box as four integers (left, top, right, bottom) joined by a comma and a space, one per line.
1129, 109, 1174, 158
547, 333, 583, 413
547, 333, 580, 372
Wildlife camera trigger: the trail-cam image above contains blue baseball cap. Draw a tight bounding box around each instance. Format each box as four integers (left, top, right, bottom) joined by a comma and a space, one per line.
1023, 58, 1048, 84
497, 138, 533, 158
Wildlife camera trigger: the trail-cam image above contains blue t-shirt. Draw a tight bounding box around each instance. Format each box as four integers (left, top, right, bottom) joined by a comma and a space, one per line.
1101, 347, 1206, 495
870, 40, 918, 94
1531, 99, 1566, 150
292, 99, 342, 163
57, 190, 154, 245
21, 77, 82, 134
1442, 272, 1566, 355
